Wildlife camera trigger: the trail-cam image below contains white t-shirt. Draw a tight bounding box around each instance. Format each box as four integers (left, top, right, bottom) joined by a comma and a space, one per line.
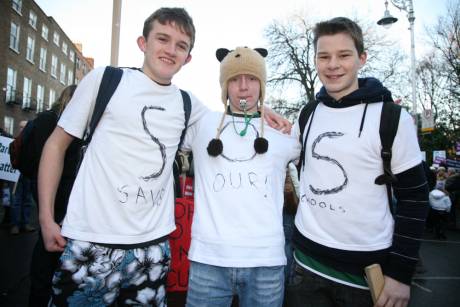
294, 102, 421, 251
59, 67, 206, 244
182, 111, 301, 267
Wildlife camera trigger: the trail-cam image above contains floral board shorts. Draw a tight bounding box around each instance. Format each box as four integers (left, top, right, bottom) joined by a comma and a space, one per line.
51, 238, 170, 306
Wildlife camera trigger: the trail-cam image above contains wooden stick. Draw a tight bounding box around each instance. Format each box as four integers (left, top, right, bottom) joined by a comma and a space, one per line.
365, 263, 385, 303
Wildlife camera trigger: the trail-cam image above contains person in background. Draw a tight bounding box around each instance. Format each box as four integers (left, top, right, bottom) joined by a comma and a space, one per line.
10, 121, 35, 235
428, 188, 452, 239
445, 168, 460, 230
29, 85, 81, 307
283, 162, 300, 284
436, 167, 447, 190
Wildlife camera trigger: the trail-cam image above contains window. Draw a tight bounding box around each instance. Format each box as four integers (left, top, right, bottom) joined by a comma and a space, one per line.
60, 64, 66, 84
9, 22, 20, 52
67, 70, 74, 85
49, 89, 56, 109
6, 68, 17, 102
36, 85, 45, 113
29, 11, 37, 29
23, 77, 32, 108
62, 42, 68, 55
39, 47, 47, 71
12, 0, 22, 14
51, 54, 58, 78
69, 50, 75, 62
53, 32, 60, 46
26, 35, 35, 63
4, 117, 14, 136
41, 24, 48, 40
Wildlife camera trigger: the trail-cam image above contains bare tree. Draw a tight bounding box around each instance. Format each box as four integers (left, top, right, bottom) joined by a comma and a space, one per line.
424, 0, 460, 141
429, 1, 460, 96
263, 16, 318, 118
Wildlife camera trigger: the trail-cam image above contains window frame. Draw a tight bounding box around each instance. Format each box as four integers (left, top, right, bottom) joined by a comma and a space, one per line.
23, 77, 33, 108
29, 10, 37, 29
36, 84, 45, 113
39, 47, 47, 72
53, 31, 60, 46
41, 24, 49, 41
51, 54, 58, 78
11, 0, 22, 14
6, 67, 18, 102
26, 35, 35, 63
9, 22, 20, 52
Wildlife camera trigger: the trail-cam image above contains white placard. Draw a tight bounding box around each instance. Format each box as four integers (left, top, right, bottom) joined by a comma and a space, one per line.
0, 136, 20, 182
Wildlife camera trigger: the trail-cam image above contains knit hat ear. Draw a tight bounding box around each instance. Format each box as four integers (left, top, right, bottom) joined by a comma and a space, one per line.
254, 48, 268, 58
216, 48, 230, 62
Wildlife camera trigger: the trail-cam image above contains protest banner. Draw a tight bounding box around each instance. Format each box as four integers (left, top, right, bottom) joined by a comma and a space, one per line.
0, 136, 20, 182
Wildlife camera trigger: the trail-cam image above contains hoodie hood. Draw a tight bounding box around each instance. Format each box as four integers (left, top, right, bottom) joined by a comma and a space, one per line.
314, 77, 394, 138
430, 189, 446, 200
316, 77, 393, 108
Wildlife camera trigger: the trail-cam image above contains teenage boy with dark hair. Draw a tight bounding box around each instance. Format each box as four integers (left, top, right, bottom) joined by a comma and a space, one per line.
181, 46, 300, 307
38, 8, 287, 306
288, 17, 429, 307
38, 7, 202, 306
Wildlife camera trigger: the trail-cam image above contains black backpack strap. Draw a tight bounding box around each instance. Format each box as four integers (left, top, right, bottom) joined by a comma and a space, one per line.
178, 89, 191, 148
297, 100, 319, 177
174, 89, 192, 198
83, 66, 123, 144
375, 101, 402, 212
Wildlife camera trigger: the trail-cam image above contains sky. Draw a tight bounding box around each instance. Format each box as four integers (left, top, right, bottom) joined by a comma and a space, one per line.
35, 0, 449, 110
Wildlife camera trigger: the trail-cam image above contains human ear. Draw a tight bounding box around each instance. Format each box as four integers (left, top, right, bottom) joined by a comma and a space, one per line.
359, 51, 367, 67
137, 36, 147, 52
184, 54, 192, 65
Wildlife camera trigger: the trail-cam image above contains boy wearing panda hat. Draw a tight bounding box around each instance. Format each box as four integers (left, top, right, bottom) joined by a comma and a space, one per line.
181, 47, 300, 307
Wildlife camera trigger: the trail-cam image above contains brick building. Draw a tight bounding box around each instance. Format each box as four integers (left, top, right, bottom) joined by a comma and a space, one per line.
0, 0, 94, 136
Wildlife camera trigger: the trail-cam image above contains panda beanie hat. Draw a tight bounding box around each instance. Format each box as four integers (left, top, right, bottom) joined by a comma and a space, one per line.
207, 47, 269, 157
219, 46, 267, 105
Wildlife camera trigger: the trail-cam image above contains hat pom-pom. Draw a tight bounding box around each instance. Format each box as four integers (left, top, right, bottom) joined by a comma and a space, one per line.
207, 139, 223, 156
254, 137, 268, 154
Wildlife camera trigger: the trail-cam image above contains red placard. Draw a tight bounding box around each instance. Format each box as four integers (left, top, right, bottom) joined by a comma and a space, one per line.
167, 197, 194, 292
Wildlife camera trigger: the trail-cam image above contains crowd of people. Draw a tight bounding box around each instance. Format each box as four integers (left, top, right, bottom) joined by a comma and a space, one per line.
0, 6, 459, 307
426, 166, 460, 240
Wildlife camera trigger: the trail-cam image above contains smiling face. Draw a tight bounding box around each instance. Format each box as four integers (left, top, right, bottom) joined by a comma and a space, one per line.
315, 32, 367, 100
137, 20, 192, 84
227, 74, 261, 113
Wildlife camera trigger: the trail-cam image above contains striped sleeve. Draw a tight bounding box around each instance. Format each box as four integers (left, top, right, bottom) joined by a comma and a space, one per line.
383, 163, 429, 285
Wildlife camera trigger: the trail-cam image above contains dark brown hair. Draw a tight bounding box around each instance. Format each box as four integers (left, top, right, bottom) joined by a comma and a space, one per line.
313, 17, 364, 55
143, 7, 196, 52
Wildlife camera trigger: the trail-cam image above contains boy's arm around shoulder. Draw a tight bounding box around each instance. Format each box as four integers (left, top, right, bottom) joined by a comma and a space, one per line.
38, 126, 75, 252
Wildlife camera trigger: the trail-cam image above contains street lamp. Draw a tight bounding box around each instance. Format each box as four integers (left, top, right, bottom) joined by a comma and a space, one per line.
377, 0, 417, 128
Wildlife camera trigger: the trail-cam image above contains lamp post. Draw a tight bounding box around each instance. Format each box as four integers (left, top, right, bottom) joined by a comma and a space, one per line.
377, 0, 417, 128
111, 0, 122, 66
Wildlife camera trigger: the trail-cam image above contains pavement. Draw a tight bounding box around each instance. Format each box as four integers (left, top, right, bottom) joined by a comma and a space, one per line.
1, 204, 459, 307
408, 227, 460, 307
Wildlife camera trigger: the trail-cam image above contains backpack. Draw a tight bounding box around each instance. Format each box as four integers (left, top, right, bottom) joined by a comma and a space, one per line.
9, 119, 38, 178
8, 67, 123, 179
297, 99, 402, 209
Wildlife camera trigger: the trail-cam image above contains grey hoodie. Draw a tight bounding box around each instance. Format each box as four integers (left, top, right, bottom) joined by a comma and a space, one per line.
429, 189, 451, 212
